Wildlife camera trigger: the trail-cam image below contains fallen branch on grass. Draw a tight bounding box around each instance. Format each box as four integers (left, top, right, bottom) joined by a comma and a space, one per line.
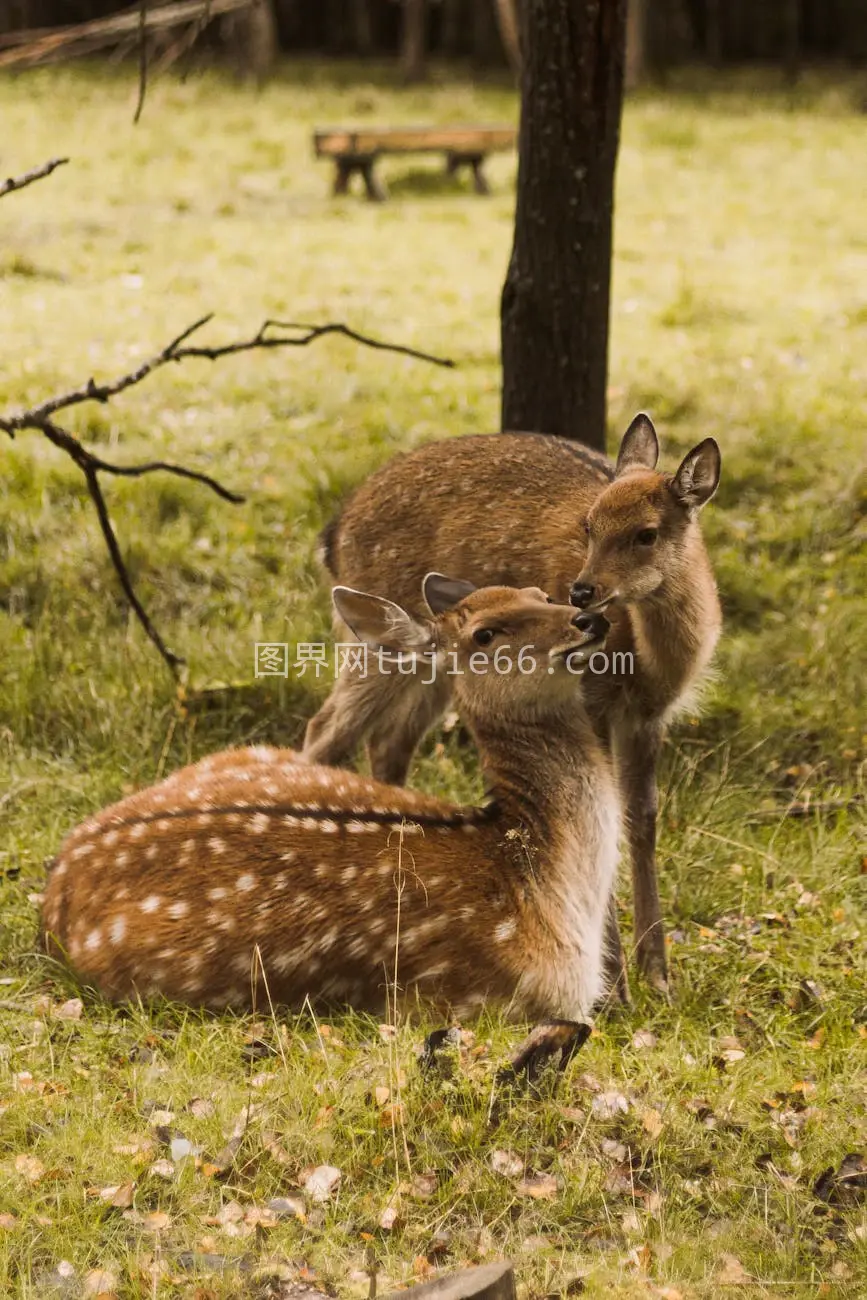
1, 316, 455, 676
0, 157, 69, 200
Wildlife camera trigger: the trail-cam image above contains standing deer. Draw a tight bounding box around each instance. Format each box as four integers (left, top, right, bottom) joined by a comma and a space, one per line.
41, 583, 618, 1020
303, 416, 722, 993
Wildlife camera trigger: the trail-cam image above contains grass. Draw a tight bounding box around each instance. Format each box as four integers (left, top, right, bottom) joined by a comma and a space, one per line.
1, 58, 866, 1299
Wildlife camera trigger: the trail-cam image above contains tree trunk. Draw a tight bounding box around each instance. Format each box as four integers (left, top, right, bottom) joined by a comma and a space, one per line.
492, 0, 521, 73
783, 0, 800, 85
625, 0, 646, 88
501, 0, 627, 450
230, 0, 278, 80
440, 0, 463, 56
401, 0, 427, 82
351, 0, 373, 54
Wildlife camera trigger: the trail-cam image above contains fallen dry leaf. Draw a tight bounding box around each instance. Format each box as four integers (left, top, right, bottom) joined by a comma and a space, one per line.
0, 1213, 18, 1231
717, 1253, 751, 1285
15, 1154, 45, 1184
515, 1172, 559, 1199
97, 1182, 135, 1209
373, 1086, 391, 1107
490, 1148, 524, 1178
592, 1090, 630, 1119
55, 998, 84, 1021
148, 1110, 175, 1127
147, 1159, 175, 1180
632, 1029, 658, 1051
113, 1138, 156, 1162
379, 1203, 400, 1231
267, 1196, 305, 1221
187, 1097, 216, 1120
83, 1267, 118, 1295
138, 1210, 170, 1232
301, 1164, 341, 1203
642, 1108, 664, 1140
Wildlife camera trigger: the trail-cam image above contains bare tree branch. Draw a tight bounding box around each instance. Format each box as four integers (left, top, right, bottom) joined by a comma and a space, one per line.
1, 314, 456, 676
0, 157, 69, 199
134, 0, 148, 123
0, 314, 455, 434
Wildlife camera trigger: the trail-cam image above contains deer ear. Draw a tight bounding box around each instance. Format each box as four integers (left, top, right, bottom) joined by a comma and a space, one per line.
423, 573, 477, 615
332, 587, 433, 652
615, 413, 659, 476
670, 438, 721, 511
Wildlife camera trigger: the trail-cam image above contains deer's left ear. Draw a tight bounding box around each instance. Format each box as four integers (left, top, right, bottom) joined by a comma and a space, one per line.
615, 413, 659, 476
670, 438, 722, 511
423, 573, 477, 615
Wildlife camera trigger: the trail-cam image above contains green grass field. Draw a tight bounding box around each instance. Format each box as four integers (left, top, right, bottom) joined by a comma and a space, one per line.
1, 60, 866, 1299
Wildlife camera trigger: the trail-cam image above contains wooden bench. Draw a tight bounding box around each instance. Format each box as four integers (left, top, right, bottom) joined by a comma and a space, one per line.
313, 126, 517, 201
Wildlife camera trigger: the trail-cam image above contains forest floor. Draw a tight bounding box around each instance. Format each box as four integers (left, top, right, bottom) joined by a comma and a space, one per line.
0, 60, 866, 1300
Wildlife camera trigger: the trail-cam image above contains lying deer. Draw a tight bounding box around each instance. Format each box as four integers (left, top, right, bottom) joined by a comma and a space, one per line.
303, 416, 722, 992
41, 582, 618, 1019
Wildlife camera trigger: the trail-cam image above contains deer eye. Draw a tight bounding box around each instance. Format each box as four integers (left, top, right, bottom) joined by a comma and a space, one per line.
472, 628, 496, 646
636, 528, 658, 546
583, 520, 591, 536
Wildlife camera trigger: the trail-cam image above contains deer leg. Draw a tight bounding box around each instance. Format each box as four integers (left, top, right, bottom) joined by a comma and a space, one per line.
367, 669, 453, 786
603, 894, 631, 1007
616, 724, 668, 992
302, 664, 400, 770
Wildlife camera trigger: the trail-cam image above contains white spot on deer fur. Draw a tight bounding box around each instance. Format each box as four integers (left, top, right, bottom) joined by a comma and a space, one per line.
155, 818, 171, 832
314, 863, 329, 879
348, 937, 368, 959
130, 823, 146, 840
460, 904, 476, 920
273, 872, 289, 890
215, 914, 236, 933
52, 861, 68, 878
71, 842, 94, 860
250, 745, 279, 763
103, 830, 120, 847
110, 916, 127, 945
196, 813, 214, 827
85, 927, 102, 951
187, 786, 201, 800
273, 951, 296, 974
168, 901, 189, 919
233, 954, 252, 975
494, 918, 516, 944
320, 819, 339, 834
301, 817, 320, 831
248, 813, 270, 835
140, 895, 161, 913
321, 927, 338, 951
236, 873, 256, 892
208, 887, 227, 902
225, 813, 242, 826
144, 843, 158, 861
263, 782, 278, 798
208, 836, 227, 855
342, 865, 358, 883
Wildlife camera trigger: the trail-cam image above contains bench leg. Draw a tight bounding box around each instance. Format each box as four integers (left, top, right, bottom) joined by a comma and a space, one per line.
333, 158, 354, 197
360, 159, 387, 202
470, 156, 490, 196
445, 151, 490, 195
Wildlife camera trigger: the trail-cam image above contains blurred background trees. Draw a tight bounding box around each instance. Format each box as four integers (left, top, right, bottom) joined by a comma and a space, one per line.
3, 0, 867, 74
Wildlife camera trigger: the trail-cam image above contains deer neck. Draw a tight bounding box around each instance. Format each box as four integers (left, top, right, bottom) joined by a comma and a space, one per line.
464, 704, 620, 1017
625, 535, 721, 718
465, 705, 618, 857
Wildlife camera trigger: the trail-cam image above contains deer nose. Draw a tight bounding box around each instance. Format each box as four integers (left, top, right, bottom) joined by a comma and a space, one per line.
570, 581, 595, 609
572, 611, 609, 638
